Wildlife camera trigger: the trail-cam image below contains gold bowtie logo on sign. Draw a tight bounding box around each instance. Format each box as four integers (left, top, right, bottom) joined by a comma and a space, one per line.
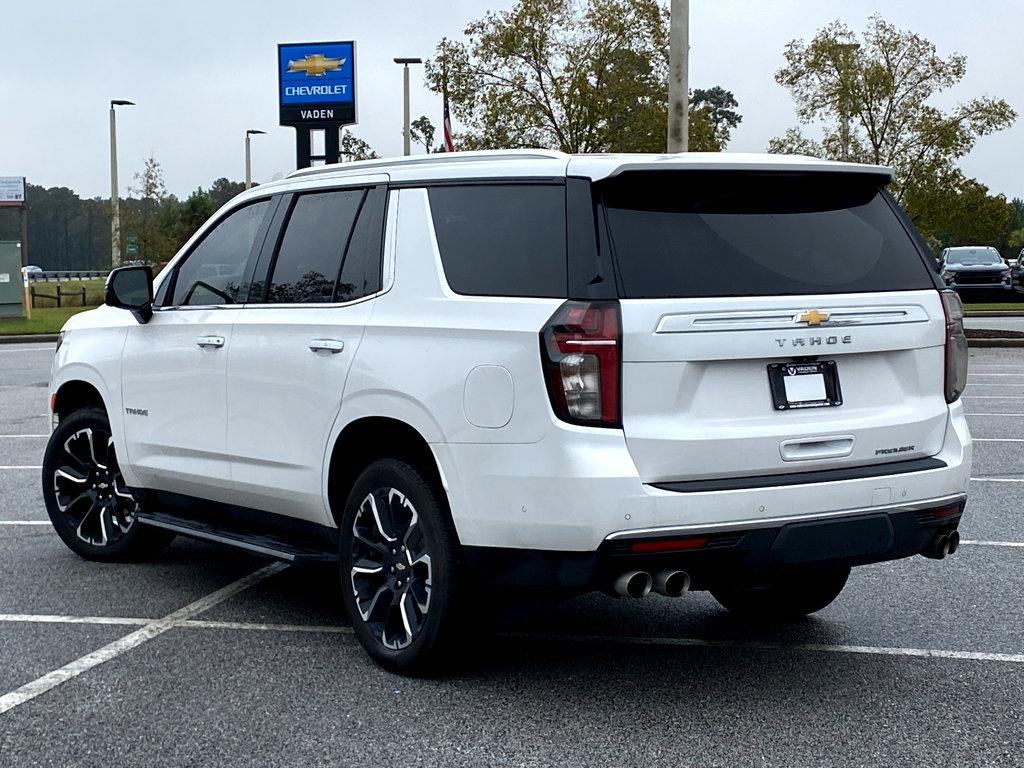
796, 308, 830, 326
287, 54, 345, 76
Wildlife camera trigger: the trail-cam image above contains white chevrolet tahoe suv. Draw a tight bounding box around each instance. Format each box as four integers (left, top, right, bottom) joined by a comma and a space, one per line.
44, 151, 971, 670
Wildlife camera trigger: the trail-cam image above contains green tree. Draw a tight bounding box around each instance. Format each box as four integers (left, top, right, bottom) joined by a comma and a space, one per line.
424, 0, 739, 153
770, 15, 1016, 202
410, 116, 436, 153
208, 178, 246, 210
904, 170, 1012, 251
122, 155, 179, 264
340, 129, 380, 161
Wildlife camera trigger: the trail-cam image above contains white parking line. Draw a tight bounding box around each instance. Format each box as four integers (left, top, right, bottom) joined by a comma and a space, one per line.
961, 540, 1024, 548
965, 396, 1024, 399
0, 614, 149, 626
0, 521, 49, 526
971, 477, 1024, 483
0, 466, 42, 470
973, 438, 1024, 442
0, 562, 287, 716
2, 614, 1022, 666
509, 632, 1024, 665
0, 347, 55, 353
182, 619, 352, 633
0, 435, 47, 439
966, 413, 1024, 417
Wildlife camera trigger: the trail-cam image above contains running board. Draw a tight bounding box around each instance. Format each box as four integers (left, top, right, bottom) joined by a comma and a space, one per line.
136, 510, 339, 563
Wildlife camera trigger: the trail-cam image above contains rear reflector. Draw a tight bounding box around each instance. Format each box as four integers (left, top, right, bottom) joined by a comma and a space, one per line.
628, 536, 710, 553
930, 503, 963, 519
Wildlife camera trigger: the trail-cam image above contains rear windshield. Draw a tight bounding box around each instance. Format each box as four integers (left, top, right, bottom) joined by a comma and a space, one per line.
601, 172, 934, 298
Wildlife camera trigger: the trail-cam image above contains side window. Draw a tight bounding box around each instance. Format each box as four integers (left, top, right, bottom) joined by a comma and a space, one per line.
337, 186, 386, 302
427, 184, 567, 298
171, 200, 270, 306
266, 189, 363, 304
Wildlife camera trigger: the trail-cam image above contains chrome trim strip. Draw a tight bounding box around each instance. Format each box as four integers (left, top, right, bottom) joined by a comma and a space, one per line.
604, 493, 966, 541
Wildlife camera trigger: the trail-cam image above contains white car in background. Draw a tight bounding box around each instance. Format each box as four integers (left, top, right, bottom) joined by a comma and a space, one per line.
44, 151, 971, 671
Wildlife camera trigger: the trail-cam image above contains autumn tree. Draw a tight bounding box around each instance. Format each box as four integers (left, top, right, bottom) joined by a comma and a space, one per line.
769, 15, 1015, 203
425, 0, 740, 153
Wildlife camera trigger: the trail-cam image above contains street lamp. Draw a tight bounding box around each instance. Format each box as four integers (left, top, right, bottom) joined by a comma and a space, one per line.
245, 129, 265, 189
836, 42, 861, 162
393, 57, 423, 156
109, 99, 134, 268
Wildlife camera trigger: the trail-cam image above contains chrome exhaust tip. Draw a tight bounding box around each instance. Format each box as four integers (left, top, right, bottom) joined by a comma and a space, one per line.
653, 570, 691, 597
613, 570, 653, 598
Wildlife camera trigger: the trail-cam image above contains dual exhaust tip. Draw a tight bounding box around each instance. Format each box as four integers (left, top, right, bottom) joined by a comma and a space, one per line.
923, 529, 960, 560
613, 569, 690, 598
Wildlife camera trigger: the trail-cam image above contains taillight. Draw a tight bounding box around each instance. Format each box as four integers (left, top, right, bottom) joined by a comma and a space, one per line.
941, 290, 968, 403
540, 300, 621, 427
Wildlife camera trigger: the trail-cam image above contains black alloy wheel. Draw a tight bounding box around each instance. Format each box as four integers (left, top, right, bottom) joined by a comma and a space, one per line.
42, 407, 174, 560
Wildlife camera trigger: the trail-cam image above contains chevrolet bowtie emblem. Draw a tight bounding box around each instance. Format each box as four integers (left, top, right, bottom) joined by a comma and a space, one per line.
796, 309, 830, 326
287, 54, 345, 76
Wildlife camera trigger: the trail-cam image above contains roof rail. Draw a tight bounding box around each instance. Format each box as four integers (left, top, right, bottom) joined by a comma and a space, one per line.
287, 149, 568, 179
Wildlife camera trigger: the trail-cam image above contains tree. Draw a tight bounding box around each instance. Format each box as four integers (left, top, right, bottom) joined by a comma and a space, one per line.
424, 0, 740, 153
770, 16, 1016, 202
208, 178, 246, 210
410, 116, 436, 153
122, 155, 180, 264
340, 130, 380, 161
904, 170, 1012, 252
690, 87, 742, 151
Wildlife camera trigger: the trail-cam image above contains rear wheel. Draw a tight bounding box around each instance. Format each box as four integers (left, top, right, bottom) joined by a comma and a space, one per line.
339, 458, 465, 672
42, 407, 175, 561
710, 567, 850, 619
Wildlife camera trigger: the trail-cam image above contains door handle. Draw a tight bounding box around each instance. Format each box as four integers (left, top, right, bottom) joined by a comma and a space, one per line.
308, 339, 345, 354
196, 335, 225, 349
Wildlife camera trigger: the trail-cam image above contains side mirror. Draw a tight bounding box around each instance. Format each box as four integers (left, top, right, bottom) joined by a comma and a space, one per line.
105, 265, 154, 324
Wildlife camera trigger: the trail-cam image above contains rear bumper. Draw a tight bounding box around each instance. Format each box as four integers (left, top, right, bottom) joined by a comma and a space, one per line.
438, 400, 972, 553
464, 496, 965, 590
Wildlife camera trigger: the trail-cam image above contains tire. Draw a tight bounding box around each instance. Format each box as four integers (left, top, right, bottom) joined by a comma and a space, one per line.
710, 567, 850, 619
339, 458, 466, 672
42, 407, 175, 561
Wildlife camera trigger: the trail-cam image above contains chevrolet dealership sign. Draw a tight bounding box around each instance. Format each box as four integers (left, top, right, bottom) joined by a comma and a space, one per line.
278, 41, 356, 125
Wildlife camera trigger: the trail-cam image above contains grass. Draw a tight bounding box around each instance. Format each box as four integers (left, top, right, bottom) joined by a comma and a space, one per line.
963, 302, 1024, 312
0, 306, 94, 335
0, 279, 105, 335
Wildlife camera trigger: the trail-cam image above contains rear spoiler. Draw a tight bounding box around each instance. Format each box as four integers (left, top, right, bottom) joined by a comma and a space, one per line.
569, 153, 894, 183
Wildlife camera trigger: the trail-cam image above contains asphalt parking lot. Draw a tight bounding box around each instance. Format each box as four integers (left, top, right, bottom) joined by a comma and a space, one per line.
1, 342, 1022, 766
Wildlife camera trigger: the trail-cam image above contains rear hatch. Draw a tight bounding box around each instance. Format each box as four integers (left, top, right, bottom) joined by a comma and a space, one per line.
599, 170, 948, 484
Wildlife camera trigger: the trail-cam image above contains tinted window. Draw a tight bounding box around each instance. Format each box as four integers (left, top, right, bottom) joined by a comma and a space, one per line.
171, 200, 270, 306
602, 172, 934, 298
428, 185, 567, 297
337, 186, 386, 302
266, 190, 364, 304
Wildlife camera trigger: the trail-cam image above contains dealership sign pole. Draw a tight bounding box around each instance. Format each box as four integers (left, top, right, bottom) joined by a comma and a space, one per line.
0, 177, 29, 319
278, 41, 357, 168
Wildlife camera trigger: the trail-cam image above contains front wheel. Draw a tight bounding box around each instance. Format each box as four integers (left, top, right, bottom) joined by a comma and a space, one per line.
42, 407, 175, 561
710, 567, 850, 619
339, 458, 466, 672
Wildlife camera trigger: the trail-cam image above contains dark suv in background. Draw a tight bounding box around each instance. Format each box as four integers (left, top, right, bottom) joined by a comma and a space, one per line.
939, 246, 1015, 298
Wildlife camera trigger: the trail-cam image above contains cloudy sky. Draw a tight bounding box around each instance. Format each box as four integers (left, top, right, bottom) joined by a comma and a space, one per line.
2, 0, 1020, 200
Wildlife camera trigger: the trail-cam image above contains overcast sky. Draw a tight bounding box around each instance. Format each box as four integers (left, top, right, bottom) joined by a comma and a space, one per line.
1, 0, 1020, 201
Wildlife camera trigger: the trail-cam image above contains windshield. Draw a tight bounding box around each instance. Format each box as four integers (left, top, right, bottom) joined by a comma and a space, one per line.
601, 171, 934, 298
945, 248, 1002, 265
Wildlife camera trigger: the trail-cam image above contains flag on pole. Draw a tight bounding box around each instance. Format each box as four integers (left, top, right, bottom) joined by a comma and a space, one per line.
442, 93, 455, 152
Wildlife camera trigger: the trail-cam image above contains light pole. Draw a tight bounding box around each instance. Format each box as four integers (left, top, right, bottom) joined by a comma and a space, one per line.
394, 57, 423, 156
245, 129, 265, 189
837, 42, 861, 162
109, 99, 134, 268
667, 0, 689, 152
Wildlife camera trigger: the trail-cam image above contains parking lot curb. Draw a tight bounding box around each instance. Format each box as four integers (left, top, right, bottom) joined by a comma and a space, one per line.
0, 334, 59, 345
968, 338, 1024, 348
966, 311, 1024, 317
